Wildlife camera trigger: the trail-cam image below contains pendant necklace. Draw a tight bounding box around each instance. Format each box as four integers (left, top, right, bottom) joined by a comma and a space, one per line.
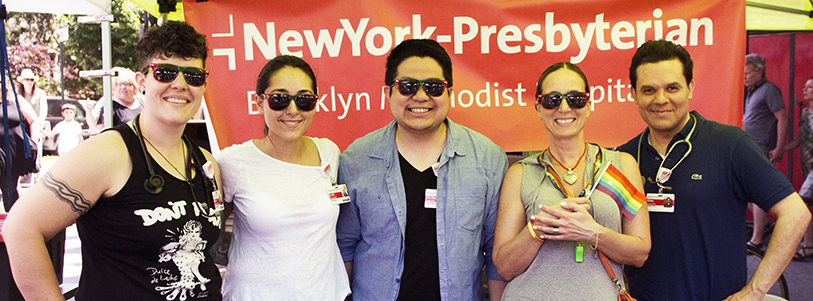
547, 144, 587, 185
144, 136, 190, 183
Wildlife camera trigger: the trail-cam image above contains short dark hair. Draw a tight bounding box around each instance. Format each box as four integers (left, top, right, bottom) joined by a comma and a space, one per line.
535, 62, 589, 97
384, 39, 452, 88
629, 40, 693, 89
255, 55, 317, 136
137, 21, 208, 72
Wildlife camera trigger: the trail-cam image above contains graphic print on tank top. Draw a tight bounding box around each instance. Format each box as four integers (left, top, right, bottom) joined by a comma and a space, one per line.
151, 220, 210, 300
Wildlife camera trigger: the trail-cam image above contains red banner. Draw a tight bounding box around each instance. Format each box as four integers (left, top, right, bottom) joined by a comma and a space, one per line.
183, 0, 745, 152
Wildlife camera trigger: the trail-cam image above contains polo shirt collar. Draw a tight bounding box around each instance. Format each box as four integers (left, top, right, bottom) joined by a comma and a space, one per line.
642, 110, 703, 151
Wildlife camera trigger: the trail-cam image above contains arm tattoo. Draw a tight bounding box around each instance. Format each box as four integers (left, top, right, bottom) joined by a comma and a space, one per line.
41, 172, 93, 215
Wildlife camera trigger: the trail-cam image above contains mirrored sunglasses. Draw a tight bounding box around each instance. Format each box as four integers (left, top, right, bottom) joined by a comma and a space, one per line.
537, 91, 589, 109
394, 78, 448, 97
260, 93, 318, 112
144, 63, 209, 87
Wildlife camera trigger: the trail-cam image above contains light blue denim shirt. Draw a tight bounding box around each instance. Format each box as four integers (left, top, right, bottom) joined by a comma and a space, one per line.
337, 119, 508, 301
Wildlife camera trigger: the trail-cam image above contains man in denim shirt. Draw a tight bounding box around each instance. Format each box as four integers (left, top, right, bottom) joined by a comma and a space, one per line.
337, 39, 509, 301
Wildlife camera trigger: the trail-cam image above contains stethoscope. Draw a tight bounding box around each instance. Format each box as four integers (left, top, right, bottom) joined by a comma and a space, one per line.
636, 114, 696, 193
133, 114, 219, 216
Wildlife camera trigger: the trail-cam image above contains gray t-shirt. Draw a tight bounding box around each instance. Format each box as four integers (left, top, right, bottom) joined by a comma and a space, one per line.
744, 78, 785, 153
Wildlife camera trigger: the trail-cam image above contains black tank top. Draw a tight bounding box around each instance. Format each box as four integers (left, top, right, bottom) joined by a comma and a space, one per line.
75, 123, 222, 300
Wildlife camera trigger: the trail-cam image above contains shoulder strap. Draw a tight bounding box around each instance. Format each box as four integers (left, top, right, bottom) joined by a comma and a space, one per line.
184, 135, 217, 208
599, 251, 635, 300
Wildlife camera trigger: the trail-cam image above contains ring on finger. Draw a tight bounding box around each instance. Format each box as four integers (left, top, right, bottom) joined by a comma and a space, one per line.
553, 226, 560, 234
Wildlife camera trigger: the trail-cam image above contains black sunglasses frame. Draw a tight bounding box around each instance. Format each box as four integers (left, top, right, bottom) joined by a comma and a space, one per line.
259, 93, 318, 112
144, 63, 210, 87
394, 78, 449, 97
536, 92, 590, 109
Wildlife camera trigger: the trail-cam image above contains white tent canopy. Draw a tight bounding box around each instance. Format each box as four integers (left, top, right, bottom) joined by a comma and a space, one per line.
6, 0, 114, 127
5, 0, 110, 15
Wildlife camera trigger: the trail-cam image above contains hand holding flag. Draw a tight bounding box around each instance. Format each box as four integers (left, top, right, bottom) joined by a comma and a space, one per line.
587, 160, 646, 219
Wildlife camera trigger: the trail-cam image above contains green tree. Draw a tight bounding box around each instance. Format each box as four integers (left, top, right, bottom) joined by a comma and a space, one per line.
4, 0, 142, 100
62, 0, 142, 99
4, 12, 64, 95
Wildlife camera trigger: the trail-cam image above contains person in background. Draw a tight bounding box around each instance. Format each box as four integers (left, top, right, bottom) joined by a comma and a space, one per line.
217, 55, 350, 300
617, 39, 810, 301
87, 67, 144, 129
15, 68, 46, 188
493, 62, 650, 299
3, 21, 224, 300
744, 53, 789, 251
0, 79, 40, 210
16, 68, 47, 123
42, 103, 84, 156
779, 76, 813, 260
336, 39, 509, 301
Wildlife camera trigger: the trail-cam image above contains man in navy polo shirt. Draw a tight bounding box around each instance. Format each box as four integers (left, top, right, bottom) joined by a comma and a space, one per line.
617, 39, 810, 301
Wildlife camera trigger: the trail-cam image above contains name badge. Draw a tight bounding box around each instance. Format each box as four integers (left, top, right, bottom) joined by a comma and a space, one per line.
424, 189, 437, 209
212, 190, 224, 212
202, 161, 215, 180
321, 164, 332, 180
328, 184, 351, 204
646, 193, 675, 213
431, 163, 440, 177
657, 167, 673, 183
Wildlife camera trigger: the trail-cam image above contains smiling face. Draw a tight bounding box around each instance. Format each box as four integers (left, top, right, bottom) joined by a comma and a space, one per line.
136, 56, 206, 127
256, 66, 315, 143
387, 56, 450, 136
633, 58, 694, 138
537, 68, 589, 140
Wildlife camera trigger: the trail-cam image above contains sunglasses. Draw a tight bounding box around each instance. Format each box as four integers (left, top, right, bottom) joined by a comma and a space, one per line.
537, 91, 590, 109
394, 78, 448, 97
144, 63, 209, 87
259, 93, 318, 111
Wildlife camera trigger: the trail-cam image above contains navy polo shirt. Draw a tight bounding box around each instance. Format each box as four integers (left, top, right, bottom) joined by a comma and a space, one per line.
617, 111, 795, 301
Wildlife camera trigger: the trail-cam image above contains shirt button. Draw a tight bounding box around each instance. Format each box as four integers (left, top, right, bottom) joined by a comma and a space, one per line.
395, 278, 400, 283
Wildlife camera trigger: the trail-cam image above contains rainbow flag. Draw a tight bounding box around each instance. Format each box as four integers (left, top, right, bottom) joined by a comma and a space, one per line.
593, 162, 646, 219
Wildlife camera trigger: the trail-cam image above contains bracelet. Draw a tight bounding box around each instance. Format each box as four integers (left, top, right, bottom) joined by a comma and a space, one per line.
591, 224, 599, 250
528, 222, 544, 242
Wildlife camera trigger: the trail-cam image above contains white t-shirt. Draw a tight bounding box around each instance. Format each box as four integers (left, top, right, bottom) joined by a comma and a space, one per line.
217, 137, 350, 301
53, 120, 82, 156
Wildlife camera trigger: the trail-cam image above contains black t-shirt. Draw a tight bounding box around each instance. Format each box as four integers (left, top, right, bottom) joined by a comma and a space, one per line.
396, 152, 441, 301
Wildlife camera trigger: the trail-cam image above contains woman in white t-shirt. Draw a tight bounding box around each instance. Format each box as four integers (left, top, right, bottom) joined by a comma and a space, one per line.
216, 55, 350, 300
